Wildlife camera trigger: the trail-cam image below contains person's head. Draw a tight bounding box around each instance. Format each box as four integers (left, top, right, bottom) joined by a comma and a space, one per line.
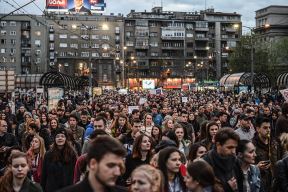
185, 161, 216, 191
30, 135, 46, 158
218, 112, 228, 123
49, 118, 58, 130
280, 133, 288, 153
132, 134, 152, 158
117, 113, 127, 127
162, 130, 179, 147
24, 112, 32, 122
74, 0, 84, 9
0, 119, 8, 134
174, 124, 185, 141
188, 143, 207, 162
28, 123, 39, 134
281, 102, 288, 117
181, 111, 189, 122
132, 109, 140, 119
19, 106, 26, 113
93, 116, 107, 130
86, 135, 126, 188
40, 113, 48, 123
164, 119, 174, 130
131, 165, 164, 192
158, 147, 185, 191
7, 152, 29, 181
54, 128, 67, 147
215, 128, 239, 157
239, 114, 251, 129
57, 108, 64, 116
151, 125, 162, 140
80, 110, 89, 123
144, 113, 153, 125
206, 122, 219, 141
236, 140, 256, 165
255, 117, 271, 140
131, 119, 142, 134
263, 107, 271, 116
69, 114, 78, 127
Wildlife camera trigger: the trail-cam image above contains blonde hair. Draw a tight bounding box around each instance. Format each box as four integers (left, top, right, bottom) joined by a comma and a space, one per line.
280, 133, 288, 152
131, 165, 164, 192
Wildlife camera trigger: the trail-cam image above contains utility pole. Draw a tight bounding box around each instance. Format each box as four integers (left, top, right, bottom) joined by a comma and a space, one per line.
251, 34, 254, 91
0, 0, 36, 20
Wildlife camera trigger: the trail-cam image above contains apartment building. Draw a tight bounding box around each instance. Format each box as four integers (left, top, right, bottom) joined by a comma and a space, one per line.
0, 15, 48, 74
124, 7, 241, 89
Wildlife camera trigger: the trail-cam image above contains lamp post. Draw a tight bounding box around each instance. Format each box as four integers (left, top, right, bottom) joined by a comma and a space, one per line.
122, 46, 127, 88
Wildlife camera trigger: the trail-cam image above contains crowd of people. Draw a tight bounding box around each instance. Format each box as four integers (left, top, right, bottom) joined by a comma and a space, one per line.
0, 89, 287, 192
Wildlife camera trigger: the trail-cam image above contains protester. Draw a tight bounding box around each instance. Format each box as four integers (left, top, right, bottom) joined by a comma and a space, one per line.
59, 135, 126, 192
130, 165, 164, 192
188, 143, 207, 163
41, 128, 77, 192
158, 147, 186, 192
185, 160, 223, 192
0, 151, 42, 192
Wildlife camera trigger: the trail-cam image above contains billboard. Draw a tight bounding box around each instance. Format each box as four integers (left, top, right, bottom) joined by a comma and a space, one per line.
46, 0, 106, 12
142, 80, 155, 90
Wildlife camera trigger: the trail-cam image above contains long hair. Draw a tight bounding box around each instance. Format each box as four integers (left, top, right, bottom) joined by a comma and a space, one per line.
158, 147, 186, 192
110, 113, 131, 137
143, 113, 153, 127
131, 165, 164, 192
188, 143, 207, 162
50, 135, 77, 163
27, 134, 46, 160
0, 152, 29, 192
187, 160, 223, 192
132, 134, 152, 159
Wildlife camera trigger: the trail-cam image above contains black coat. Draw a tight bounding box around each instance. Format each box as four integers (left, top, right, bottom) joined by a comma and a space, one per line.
41, 150, 76, 192
20, 178, 43, 192
273, 155, 288, 192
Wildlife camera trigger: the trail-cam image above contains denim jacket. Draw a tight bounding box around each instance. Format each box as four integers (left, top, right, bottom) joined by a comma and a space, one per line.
247, 165, 261, 192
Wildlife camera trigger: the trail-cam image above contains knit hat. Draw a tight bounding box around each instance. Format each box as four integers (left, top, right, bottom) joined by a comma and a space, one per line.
54, 128, 67, 139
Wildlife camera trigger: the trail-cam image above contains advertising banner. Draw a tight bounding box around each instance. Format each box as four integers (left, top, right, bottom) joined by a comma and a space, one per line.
48, 88, 64, 110
46, 0, 106, 12
142, 80, 155, 90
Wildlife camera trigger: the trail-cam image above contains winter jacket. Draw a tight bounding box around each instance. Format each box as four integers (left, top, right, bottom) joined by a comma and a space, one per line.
273, 155, 288, 192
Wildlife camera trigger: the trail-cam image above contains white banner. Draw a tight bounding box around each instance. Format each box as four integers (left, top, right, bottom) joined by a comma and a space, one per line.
128, 106, 139, 114
48, 88, 64, 110
182, 97, 188, 103
139, 98, 147, 105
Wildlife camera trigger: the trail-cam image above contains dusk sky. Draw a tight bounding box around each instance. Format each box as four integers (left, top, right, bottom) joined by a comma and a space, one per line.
1, 0, 287, 33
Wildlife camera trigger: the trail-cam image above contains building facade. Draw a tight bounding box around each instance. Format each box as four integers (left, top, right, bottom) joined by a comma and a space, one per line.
0, 15, 48, 74
46, 13, 124, 88
124, 7, 241, 89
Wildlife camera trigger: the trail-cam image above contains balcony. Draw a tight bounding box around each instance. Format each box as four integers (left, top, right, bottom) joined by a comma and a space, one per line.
195, 27, 209, 31
162, 46, 184, 50
195, 37, 209, 41
194, 47, 209, 51
21, 25, 31, 30
135, 45, 149, 49
225, 27, 237, 33
161, 36, 185, 40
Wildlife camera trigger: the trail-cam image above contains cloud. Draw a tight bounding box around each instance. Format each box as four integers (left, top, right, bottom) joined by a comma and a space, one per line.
0, 0, 287, 27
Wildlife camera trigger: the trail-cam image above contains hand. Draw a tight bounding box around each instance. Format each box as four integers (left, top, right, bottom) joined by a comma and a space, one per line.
257, 161, 271, 170
228, 177, 237, 191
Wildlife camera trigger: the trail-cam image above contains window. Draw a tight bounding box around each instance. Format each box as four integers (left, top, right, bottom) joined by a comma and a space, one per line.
10, 21, 16, 26
102, 44, 110, 49
102, 53, 110, 57
35, 40, 41, 46
70, 35, 78, 39
3, 57, 7, 62
150, 32, 157, 37
81, 43, 89, 48
1, 39, 6, 44
59, 52, 67, 57
59, 43, 68, 48
151, 52, 159, 57
102, 35, 109, 40
49, 34, 54, 41
91, 35, 99, 39
1, 49, 6, 53
81, 52, 89, 57
70, 43, 78, 49
10, 57, 15, 63
35, 50, 41, 55
0, 30, 6, 35
115, 27, 120, 33
0, 21, 7, 27
10, 48, 15, 54
49, 52, 54, 59
49, 43, 54, 50
92, 52, 99, 57
11, 39, 16, 45
196, 21, 208, 28
35, 58, 41, 64
150, 42, 158, 47
126, 41, 134, 47
92, 44, 99, 48
10, 31, 16, 36
59, 34, 67, 39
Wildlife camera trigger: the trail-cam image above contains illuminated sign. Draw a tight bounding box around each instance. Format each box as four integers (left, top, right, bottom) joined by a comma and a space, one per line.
142, 80, 155, 89
46, 0, 106, 12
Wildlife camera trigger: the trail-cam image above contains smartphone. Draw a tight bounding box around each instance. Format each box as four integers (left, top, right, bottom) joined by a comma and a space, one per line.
263, 160, 271, 165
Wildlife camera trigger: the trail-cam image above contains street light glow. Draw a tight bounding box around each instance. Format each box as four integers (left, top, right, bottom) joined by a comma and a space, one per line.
102, 24, 109, 30
123, 46, 127, 50
193, 56, 197, 59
